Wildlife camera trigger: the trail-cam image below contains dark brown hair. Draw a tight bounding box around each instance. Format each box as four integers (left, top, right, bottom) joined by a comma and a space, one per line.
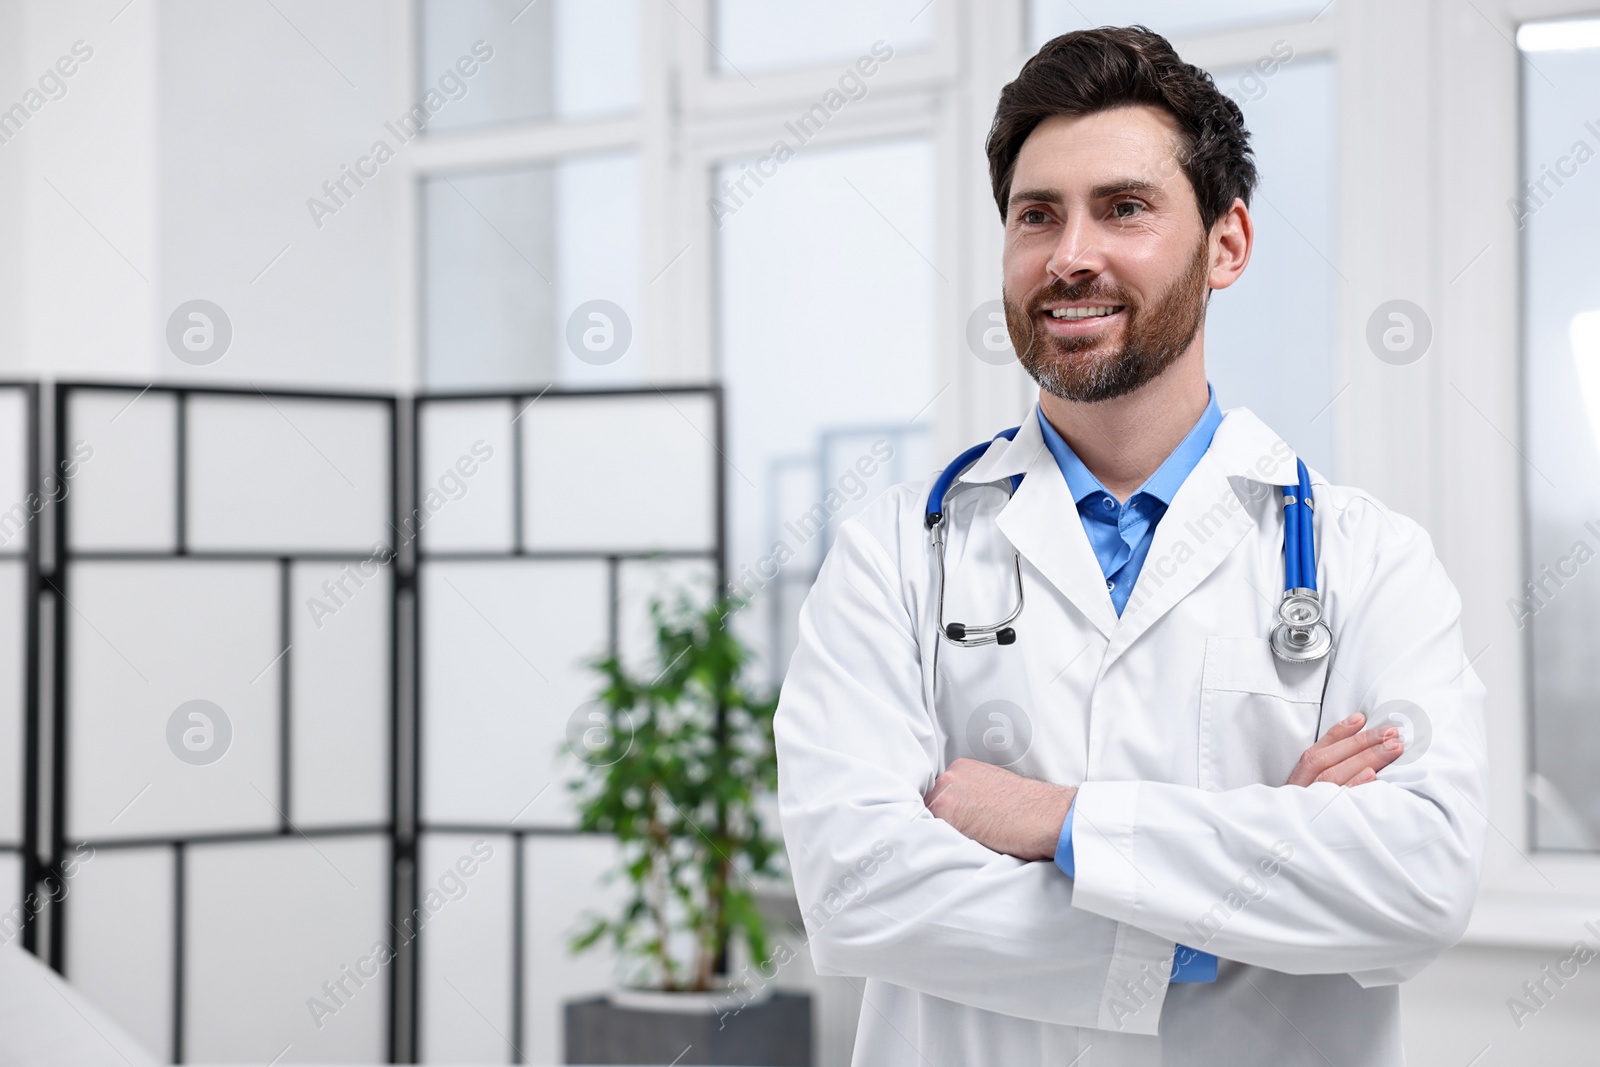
986, 26, 1256, 231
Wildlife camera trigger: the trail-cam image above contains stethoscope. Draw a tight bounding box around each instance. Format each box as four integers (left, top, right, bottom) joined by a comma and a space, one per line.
925, 428, 1333, 662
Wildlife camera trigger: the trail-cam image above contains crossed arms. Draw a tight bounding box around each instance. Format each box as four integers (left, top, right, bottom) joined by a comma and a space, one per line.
925, 710, 1407, 862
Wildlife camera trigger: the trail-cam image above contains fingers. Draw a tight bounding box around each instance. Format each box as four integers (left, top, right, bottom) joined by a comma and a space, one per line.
1288, 729, 1379, 786
1314, 731, 1404, 786
1287, 712, 1404, 787
1319, 711, 1367, 744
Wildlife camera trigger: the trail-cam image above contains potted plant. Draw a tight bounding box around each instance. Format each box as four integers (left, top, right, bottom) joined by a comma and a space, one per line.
563, 594, 810, 1066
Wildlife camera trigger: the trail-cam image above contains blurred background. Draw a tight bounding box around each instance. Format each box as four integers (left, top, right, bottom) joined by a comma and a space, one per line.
1, 0, 1599, 1063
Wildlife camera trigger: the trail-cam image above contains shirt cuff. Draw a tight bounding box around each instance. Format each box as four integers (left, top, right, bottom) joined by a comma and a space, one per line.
1054, 796, 1076, 878
1170, 946, 1219, 983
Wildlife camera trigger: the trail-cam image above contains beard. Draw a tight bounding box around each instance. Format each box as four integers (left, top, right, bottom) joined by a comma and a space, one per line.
1003, 236, 1211, 403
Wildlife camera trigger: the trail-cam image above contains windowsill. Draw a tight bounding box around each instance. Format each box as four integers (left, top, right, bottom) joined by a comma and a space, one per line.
1461, 892, 1600, 950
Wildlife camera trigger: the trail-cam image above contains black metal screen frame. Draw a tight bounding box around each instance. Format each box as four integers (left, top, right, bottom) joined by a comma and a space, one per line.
15, 380, 725, 1064
47, 381, 402, 1063
408, 384, 726, 1062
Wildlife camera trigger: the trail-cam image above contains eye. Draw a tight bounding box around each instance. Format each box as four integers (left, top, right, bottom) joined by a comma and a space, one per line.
1112, 200, 1146, 219
1018, 207, 1051, 226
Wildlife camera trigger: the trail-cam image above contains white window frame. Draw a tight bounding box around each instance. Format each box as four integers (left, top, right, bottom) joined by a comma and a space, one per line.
399, 0, 1600, 953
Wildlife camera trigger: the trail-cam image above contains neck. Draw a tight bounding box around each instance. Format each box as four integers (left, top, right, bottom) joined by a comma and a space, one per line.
1037, 344, 1210, 501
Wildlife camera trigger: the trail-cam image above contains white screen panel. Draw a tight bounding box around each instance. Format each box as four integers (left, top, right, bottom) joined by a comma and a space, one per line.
65, 845, 174, 1062
521, 395, 715, 553
0, 561, 24, 845
187, 395, 389, 553
421, 561, 607, 828
522, 835, 621, 1066
616, 558, 717, 678
67, 561, 280, 842
417, 832, 515, 1063
0, 388, 28, 554
68, 389, 178, 551
291, 561, 390, 828
418, 400, 515, 553
185, 836, 388, 1063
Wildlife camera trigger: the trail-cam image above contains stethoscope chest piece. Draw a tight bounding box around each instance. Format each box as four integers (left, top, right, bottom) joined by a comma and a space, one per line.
1270, 588, 1332, 662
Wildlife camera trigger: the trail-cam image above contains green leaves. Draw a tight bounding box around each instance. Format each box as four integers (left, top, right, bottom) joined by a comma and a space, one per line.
567, 592, 781, 992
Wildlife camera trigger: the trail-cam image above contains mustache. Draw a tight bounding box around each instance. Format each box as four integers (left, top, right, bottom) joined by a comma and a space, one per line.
1027, 276, 1134, 313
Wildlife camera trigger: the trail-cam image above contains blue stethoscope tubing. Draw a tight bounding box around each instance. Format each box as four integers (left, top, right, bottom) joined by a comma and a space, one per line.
1270, 457, 1332, 661
926, 431, 1332, 662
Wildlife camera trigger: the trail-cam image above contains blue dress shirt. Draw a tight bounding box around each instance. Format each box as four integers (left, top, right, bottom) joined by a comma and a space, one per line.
1044, 386, 1223, 984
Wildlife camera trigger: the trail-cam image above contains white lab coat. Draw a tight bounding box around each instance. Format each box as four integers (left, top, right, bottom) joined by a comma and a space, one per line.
775, 405, 1488, 1066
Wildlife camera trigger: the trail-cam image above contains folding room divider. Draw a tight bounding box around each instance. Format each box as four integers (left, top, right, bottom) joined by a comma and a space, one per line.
3, 381, 723, 1065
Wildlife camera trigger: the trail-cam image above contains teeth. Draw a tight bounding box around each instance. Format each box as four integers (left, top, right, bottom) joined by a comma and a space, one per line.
1050, 306, 1121, 320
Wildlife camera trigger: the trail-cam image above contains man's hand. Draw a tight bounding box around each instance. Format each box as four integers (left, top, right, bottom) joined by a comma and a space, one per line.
1286, 711, 1403, 787
925, 758, 1075, 862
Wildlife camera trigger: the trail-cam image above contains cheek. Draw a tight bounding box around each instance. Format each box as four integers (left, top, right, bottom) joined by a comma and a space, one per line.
1003, 235, 1054, 288
1113, 240, 1189, 299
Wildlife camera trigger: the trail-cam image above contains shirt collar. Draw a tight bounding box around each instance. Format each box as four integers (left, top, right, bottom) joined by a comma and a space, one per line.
1035, 384, 1224, 506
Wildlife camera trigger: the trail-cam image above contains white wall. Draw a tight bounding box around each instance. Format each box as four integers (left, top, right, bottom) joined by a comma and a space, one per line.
0, 0, 157, 380
0, 0, 412, 389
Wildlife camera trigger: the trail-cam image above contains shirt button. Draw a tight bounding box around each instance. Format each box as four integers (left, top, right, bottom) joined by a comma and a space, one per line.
1106, 579, 1115, 590
1102, 497, 1114, 510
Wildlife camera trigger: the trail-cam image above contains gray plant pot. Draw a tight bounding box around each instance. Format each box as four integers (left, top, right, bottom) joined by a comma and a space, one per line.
564, 990, 811, 1065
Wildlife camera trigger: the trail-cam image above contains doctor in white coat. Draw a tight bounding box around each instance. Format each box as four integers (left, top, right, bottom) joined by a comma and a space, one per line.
775, 25, 1488, 1067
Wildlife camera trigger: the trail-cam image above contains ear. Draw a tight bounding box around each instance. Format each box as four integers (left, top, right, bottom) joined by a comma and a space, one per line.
1206, 198, 1253, 291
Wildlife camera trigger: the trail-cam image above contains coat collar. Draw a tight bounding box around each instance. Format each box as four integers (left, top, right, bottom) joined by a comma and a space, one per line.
959, 403, 1300, 489
961, 404, 1301, 647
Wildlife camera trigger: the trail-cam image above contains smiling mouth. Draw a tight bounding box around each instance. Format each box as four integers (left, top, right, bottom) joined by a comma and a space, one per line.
1047, 305, 1126, 320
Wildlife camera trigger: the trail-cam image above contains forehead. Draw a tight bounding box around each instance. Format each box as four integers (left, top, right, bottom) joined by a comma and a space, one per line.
1011, 105, 1189, 191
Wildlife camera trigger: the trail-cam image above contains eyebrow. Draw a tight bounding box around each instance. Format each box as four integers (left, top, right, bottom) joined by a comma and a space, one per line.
1007, 178, 1164, 212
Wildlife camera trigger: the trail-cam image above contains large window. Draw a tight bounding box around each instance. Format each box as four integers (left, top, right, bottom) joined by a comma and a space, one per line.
1517, 16, 1600, 852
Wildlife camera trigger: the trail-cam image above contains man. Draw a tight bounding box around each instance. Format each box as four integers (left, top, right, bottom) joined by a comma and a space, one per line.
774, 26, 1487, 1067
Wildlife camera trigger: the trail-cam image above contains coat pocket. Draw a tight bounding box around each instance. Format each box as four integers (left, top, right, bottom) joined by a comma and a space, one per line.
1198, 635, 1327, 790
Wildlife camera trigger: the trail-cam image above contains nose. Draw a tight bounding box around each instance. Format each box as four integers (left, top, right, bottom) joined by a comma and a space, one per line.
1045, 211, 1105, 284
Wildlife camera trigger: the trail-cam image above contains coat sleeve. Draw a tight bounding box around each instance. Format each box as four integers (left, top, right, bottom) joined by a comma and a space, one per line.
1068, 499, 1489, 983
775, 501, 1177, 1034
